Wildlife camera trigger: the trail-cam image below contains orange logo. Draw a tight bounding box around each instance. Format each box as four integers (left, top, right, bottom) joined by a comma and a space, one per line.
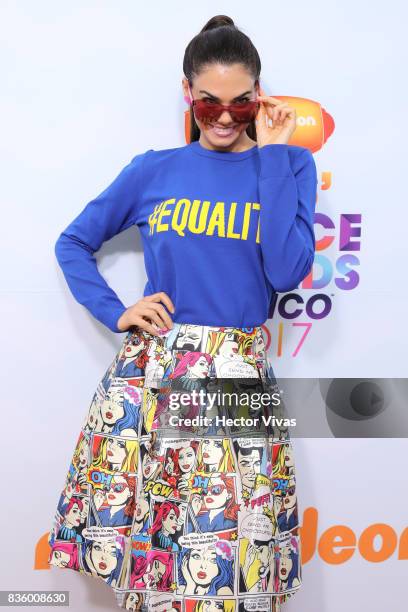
301, 507, 408, 563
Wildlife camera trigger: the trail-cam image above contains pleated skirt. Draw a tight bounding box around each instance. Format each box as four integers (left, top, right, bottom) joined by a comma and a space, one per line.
47, 322, 302, 611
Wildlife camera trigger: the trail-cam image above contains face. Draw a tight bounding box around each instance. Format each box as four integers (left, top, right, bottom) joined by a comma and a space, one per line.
64, 503, 82, 527
107, 437, 127, 464
135, 497, 149, 522
175, 325, 202, 350
187, 356, 209, 378
51, 548, 71, 568
183, 63, 259, 151
125, 592, 138, 610
203, 476, 231, 511
78, 441, 89, 468
124, 338, 145, 359
283, 479, 296, 510
90, 540, 118, 576
145, 558, 166, 588
257, 544, 271, 567
162, 508, 179, 534
283, 444, 294, 468
279, 545, 293, 579
101, 390, 124, 425
238, 449, 261, 488
178, 446, 196, 473
188, 546, 219, 586
220, 339, 240, 360
142, 453, 159, 479
202, 439, 223, 466
107, 476, 131, 506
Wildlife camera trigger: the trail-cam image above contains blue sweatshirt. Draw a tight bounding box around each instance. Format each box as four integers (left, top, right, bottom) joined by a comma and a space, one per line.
54, 140, 317, 333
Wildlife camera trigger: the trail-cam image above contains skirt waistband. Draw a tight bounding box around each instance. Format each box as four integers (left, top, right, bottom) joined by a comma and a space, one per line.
128, 320, 265, 341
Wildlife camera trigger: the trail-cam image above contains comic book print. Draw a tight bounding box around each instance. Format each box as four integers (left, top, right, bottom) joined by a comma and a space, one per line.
47, 323, 301, 612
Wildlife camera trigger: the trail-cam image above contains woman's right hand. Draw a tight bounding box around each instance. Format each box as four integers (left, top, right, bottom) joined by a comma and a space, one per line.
116, 291, 175, 336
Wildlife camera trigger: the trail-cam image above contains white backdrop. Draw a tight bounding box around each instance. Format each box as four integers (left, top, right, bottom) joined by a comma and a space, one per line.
1, 1, 407, 611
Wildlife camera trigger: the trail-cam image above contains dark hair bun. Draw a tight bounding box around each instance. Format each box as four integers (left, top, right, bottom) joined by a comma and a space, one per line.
200, 15, 236, 33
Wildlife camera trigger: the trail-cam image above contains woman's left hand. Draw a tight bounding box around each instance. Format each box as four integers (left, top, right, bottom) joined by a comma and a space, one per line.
255, 86, 297, 147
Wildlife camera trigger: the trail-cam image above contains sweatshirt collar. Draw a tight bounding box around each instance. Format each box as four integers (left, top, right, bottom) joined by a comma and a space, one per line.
189, 139, 258, 161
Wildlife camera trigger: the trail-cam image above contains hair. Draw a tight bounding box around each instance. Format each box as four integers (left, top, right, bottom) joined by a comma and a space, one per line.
130, 551, 174, 591
49, 541, 79, 570
170, 351, 212, 379
148, 501, 180, 536
183, 15, 261, 143
81, 539, 124, 586
178, 546, 234, 595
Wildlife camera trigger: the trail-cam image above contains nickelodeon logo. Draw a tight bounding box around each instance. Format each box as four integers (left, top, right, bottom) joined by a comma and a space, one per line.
34, 507, 408, 570
184, 95, 334, 153
302, 507, 408, 563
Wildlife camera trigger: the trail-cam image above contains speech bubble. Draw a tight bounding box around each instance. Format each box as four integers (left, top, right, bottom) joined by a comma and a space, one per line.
234, 437, 266, 448
147, 593, 181, 611
179, 533, 219, 548
216, 360, 259, 378
240, 597, 271, 611
240, 513, 273, 541
82, 526, 119, 540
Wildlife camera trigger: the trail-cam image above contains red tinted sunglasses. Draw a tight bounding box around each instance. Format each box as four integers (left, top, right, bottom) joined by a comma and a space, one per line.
188, 84, 260, 124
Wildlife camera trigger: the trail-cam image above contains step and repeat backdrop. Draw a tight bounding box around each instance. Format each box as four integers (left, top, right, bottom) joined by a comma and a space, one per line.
1, 2, 406, 612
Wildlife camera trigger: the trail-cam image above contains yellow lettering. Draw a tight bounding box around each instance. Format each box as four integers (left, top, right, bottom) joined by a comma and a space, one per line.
188, 200, 210, 234
252, 203, 261, 243
207, 202, 226, 237
241, 202, 253, 240
226, 203, 241, 239
172, 199, 191, 237
148, 201, 165, 235
156, 198, 175, 232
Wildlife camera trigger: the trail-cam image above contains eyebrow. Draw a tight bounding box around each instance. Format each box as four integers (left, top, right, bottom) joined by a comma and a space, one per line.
199, 90, 253, 100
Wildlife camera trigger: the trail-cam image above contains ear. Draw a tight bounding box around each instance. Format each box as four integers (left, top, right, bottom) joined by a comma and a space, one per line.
182, 77, 191, 104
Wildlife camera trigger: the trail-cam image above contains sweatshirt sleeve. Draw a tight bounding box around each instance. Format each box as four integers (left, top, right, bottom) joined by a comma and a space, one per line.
54, 151, 147, 333
257, 144, 317, 293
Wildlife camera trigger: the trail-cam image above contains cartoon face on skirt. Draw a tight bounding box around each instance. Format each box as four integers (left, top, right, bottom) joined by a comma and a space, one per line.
107, 475, 132, 506
188, 546, 219, 586
178, 445, 197, 473
106, 437, 127, 464
203, 476, 231, 511
201, 439, 224, 467
144, 558, 167, 588
87, 540, 117, 577
187, 355, 211, 378
101, 389, 124, 425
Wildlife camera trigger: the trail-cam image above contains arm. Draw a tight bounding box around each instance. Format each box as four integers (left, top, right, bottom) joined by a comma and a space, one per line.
54, 151, 148, 333
257, 144, 317, 292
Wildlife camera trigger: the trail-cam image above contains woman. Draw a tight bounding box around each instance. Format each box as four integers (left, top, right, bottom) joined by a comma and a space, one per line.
187, 474, 239, 534
90, 473, 136, 527
129, 551, 174, 591
48, 14, 317, 612
178, 544, 234, 596
196, 439, 235, 474
148, 501, 182, 552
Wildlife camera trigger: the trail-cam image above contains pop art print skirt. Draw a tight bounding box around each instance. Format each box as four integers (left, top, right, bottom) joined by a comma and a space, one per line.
47, 322, 302, 612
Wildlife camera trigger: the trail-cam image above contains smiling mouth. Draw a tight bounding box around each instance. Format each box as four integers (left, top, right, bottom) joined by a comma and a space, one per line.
209, 124, 237, 136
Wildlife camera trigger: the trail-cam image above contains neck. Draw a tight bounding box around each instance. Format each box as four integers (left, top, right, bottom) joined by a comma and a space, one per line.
198, 133, 256, 153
